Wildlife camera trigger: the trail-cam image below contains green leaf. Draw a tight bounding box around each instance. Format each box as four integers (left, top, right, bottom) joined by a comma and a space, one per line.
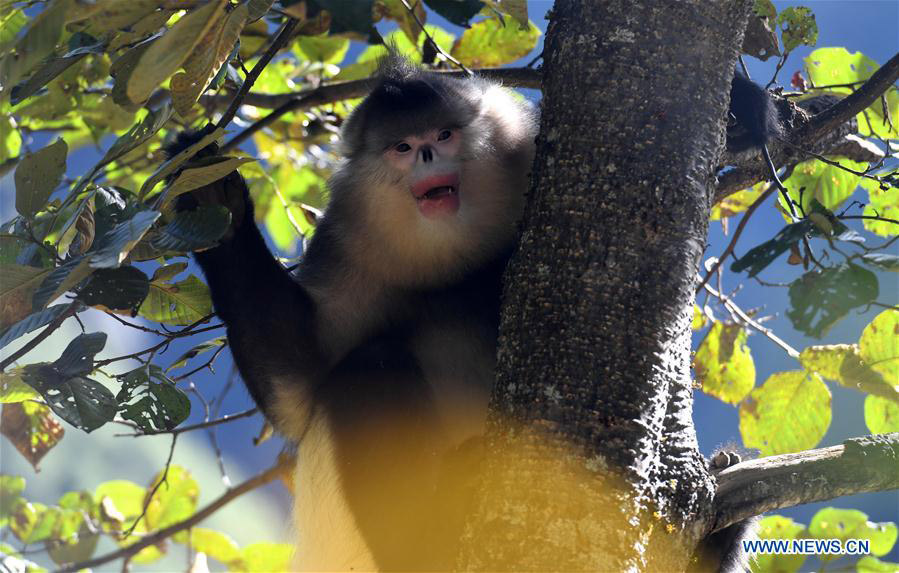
14, 139, 67, 219
799, 344, 897, 402
139, 274, 212, 325
0, 402, 64, 470
731, 219, 814, 277
247, 0, 274, 22
694, 322, 756, 404
0, 10, 28, 52
32, 256, 93, 311
860, 180, 898, 238
710, 182, 765, 221
805, 47, 879, 90
175, 527, 241, 566
804, 48, 897, 139
158, 156, 255, 208
97, 103, 174, 171
167, 336, 227, 372
779, 158, 865, 222
860, 253, 899, 272
116, 364, 191, 432
864, 395, 899, 434
739, 370, 831, 456
24, 371, 116, 433
787, 263, 879, 338
89, 210, 161, 268
10, 502, 59, 543
316, 0, 376, 39
0, 368, 41, 403
10, 35, 105, 105
857, 556, 899, 572
139, 127, 226, 198
170, 3, 247, 117
47, 526, 99, 566
151, 262, 188, 283
691, 305, 706, 331
423, 0, 484, 27
0, 264, 52, 330
4, 0, 70, 91
483, 0, 529, 29
753, 515, 808, 573
295, 35, 350, 65
240, 542, 293, 573
860, 310, 899, 387
0, 475, 26, 527
151, 205, 231, 253
451, 17, 541, 67
0, 303, 73, 352
144, 465, 199, 530
75, 266, 150, 313
126, 1, 228, 104
776, 6, 818, 52
94, 480, 147, 519
808, 508, 897, 558
53, 332, 106, 377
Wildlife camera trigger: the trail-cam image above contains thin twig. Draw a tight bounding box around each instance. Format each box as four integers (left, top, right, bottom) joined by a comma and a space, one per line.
702, 282, 800, 359
171, 343, 228, 382
400, 0, 471, 74
217, 18, 299, 129
839, 214, 899, 226
56, 458, 290, 573
116, 407, 258, 437
122, 435, 178, 538
778, 140, 883, 181
1, 305, 79, 370
696, 184, 778, 295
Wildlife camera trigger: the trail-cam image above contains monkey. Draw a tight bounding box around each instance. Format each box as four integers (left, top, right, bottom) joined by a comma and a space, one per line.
176, 57, 537, 570
171, 58, 782, 571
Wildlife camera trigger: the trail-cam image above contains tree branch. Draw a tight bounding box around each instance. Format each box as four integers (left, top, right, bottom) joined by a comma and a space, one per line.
711, 433, 899, 532
56, 457, 291, 573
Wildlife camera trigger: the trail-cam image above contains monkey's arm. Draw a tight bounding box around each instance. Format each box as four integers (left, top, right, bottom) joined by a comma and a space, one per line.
186, 169, 325, 430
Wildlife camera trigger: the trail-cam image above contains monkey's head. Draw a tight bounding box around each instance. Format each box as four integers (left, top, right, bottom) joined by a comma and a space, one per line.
328, 58, 537, 286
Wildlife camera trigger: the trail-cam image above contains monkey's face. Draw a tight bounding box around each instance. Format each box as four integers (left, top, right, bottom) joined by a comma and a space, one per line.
330, 80, 536, 287
385, 127, 464, 219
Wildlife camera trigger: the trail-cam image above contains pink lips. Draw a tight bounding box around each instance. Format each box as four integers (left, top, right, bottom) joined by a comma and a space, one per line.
411, 173, 461, 218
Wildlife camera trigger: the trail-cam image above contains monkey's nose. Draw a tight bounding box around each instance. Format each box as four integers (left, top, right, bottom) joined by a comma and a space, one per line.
420, 146, 434, 163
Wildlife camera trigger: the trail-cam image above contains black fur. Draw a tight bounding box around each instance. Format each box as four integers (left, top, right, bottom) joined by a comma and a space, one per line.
727, 72, 782, 153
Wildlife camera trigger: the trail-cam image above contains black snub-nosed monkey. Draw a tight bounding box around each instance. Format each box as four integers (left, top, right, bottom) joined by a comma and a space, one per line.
171, 57, 780, 572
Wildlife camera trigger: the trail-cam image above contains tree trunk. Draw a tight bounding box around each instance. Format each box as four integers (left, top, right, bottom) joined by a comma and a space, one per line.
458, 1, 754, 570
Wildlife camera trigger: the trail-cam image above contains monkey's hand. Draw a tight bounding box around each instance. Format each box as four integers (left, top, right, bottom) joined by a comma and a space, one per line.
174, 165, 250, 240
165, 133, 252, 244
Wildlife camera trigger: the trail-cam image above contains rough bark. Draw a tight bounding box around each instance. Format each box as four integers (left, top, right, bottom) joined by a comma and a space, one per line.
458, 1, 753, 570
712, 433, 899, 533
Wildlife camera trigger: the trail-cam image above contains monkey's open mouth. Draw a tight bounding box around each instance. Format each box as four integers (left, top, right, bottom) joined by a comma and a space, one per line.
420, 185, 457, 200
411, 173, 461, 218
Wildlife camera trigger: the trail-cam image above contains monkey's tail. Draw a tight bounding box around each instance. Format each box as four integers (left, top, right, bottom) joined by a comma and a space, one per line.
689, 517, 759, 573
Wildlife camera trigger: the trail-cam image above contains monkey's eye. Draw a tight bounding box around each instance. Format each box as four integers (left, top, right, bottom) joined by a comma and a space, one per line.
394, 142, 412, 153
437, 129, 453, 141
